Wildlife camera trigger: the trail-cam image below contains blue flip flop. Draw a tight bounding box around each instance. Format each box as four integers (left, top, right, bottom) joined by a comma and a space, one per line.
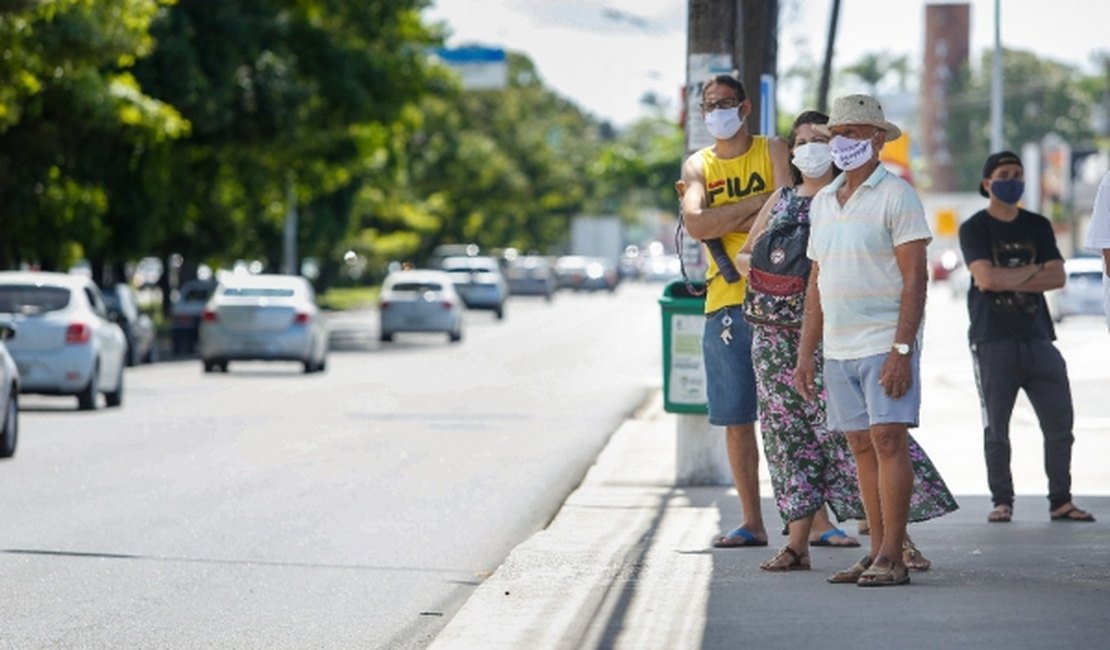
810, 527, 861, 547
713, 526, 769, 548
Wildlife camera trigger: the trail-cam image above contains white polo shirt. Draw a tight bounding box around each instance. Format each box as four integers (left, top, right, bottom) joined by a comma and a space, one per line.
807, 164, 932, 360
1084, 171, 1110, 331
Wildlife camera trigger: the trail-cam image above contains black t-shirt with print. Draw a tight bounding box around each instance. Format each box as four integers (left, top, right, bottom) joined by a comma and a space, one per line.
958, 207, 1061, 343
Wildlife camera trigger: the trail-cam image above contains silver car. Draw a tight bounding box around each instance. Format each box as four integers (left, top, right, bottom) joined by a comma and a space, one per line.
103, 282, 159, 366
379, 269, 464, 343
1, 320, 19, 457
1046, 256, 1105, 322
198, 273, 328, 374
441, 255, 509, 319
0, 271, 127, 410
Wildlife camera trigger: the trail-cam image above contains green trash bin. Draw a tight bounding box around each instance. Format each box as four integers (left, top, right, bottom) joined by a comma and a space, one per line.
658, 279, 708, 414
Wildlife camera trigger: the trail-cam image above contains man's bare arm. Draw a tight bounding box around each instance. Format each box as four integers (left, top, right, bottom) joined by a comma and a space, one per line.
768, 136, 793, 191
892, 240, 929, 346
794, 264, 824, 401
680, 153, 767, 240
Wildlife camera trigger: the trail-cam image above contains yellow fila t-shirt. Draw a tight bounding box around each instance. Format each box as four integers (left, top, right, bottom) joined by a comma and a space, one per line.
700, 136, 774, 313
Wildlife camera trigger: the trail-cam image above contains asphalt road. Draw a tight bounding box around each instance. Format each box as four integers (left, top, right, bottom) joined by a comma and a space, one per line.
1, 281, 666, 649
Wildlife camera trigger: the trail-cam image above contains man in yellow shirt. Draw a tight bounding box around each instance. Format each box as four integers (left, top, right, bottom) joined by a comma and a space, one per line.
681, 73, 791, 547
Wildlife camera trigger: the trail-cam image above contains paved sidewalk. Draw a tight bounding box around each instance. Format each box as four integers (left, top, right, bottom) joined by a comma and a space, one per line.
429, 390, 1110, 650
429, 292, 1110, 650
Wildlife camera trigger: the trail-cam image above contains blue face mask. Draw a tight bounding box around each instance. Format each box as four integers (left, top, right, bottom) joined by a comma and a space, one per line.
991, 179, 1025, 204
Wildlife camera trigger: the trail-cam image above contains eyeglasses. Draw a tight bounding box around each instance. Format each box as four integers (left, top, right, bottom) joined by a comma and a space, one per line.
700, 97, 741, 112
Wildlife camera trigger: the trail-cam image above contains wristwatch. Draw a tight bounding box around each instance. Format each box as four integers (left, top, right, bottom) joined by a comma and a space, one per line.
892, 342, 912, 356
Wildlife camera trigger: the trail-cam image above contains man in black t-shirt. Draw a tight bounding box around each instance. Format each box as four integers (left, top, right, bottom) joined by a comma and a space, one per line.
958, 151, 1095, 525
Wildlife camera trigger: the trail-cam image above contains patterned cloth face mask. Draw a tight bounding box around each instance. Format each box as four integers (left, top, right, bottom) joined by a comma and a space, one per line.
829, 135, 874, 171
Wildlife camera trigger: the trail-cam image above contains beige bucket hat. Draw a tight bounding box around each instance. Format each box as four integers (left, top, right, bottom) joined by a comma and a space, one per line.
818, 94, 902, 140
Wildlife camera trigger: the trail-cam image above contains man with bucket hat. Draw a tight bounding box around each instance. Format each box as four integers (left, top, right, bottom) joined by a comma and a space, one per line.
959, 150, 1095, 525
794, 94, 936, 586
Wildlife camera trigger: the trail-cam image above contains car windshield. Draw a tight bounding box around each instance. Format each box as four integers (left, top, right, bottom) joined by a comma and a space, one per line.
1071, 271, 1101, 282
182, 286, 214, 301
0, 285, 71, 315
392, 282, 444, 292
222, 287, 296, 298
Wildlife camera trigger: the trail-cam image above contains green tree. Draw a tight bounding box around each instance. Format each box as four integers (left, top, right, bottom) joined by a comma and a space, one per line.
342, 51, 607, 279
945, 48, 1108, 195
132, 0, 439, 279
0, 0, 187, 271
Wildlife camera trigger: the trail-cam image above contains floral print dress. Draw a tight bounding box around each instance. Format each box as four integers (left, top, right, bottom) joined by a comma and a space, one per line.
750, 189, 959, 525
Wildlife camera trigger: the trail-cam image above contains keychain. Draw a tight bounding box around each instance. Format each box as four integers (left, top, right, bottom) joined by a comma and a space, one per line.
720, 312, 733, 345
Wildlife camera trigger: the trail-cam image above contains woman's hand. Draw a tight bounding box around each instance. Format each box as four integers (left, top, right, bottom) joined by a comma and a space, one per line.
735, 252, 751, 277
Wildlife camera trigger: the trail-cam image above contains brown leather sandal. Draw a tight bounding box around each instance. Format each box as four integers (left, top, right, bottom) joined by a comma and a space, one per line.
759, 545, 811, 572
857, 559, 911, 587
827, 555, 873, 584
902, 538, 931, 571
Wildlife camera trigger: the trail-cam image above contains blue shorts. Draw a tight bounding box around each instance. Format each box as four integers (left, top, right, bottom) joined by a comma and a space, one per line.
703, 306, 758, 426
824, 350, 921, 431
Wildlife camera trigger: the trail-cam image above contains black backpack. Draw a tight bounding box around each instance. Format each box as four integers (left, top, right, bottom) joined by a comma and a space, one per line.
742, 195, 811, 327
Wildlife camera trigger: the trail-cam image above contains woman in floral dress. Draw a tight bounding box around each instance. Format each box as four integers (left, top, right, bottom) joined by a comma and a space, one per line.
736, 110, 958, 572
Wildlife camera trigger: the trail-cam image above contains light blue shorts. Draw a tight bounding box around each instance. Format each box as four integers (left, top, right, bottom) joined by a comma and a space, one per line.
824, 350, 921, 431
702, 306, 758, 426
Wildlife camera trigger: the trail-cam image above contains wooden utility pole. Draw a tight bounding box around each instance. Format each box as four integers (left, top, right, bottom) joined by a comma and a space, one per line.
676, 0, 778, 486
817, 0, 841, 113
685, 0, 778, 148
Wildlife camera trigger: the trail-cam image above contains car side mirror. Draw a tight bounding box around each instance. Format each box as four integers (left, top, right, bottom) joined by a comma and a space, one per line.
106, 307, 124, 323
0, 322, 15, 340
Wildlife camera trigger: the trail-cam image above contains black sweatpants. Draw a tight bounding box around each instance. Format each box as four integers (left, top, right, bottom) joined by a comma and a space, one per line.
971, 339, 1075, 511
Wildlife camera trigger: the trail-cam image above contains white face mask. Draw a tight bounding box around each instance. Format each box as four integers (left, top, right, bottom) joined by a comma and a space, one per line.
829, 135, 874, 171
704, 107, 743, 140
791, 142, 833, 178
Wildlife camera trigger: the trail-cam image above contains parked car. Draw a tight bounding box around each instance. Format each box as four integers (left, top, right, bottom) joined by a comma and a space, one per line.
198, 273, 328, 374
102, 282, 158, 366
441, 255, 509, 319
0, 271, 127, 410
1046, 256, 1105, 322
0, 320, 19, 457
171, 279, 217, 355
379, 269, 464, 343
639, 253, 683, 283
505, 255, 557, 301
554, 255, 620, 292
427, 243, 480, 271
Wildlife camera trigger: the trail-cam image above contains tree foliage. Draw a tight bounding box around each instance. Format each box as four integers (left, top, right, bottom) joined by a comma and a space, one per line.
1, 1, 638, 290
944, 48, 1107, 194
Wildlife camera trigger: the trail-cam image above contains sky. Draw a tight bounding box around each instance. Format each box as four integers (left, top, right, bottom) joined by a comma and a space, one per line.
422, 0, 1109, 129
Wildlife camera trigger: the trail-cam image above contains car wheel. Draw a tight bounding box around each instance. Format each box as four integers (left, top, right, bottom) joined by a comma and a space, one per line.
380, 331, 393, 343
203, 360, 226, 373
449, 329, 462, 343
77, 365, 99, 411
104, 365, 124, 408
495, 306, 505, 320
0, 391, 17, 458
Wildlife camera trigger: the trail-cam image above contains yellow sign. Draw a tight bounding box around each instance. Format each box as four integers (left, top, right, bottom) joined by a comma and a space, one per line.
935, 209, 958, 237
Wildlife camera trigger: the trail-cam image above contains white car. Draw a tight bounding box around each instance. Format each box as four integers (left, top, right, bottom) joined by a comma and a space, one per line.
1, 320, 19, 457
441, 255, 509, 319
379, 269, 464, 343
1046, 256, 1105, 322
0, 271, 127, 410
198, 273, 328, 374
